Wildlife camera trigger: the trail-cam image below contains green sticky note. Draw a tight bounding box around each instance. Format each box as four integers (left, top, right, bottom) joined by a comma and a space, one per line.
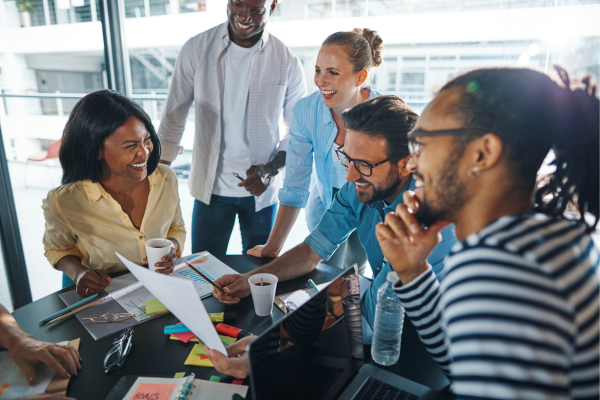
220, 336, 237, 346
174, 372, 185, 378
209, 376, 221, 382
192, 335, 236, 356
145, 299, 168, 315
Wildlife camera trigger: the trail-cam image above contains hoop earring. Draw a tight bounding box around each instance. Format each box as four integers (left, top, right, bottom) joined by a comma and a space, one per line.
467, 166, 480, 178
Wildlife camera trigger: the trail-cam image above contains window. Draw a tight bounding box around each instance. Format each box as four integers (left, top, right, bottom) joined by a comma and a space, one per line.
1, 0, 598, 302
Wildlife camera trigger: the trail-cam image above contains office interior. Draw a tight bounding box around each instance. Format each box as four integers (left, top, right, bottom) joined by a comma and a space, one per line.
0, 0, 599, 310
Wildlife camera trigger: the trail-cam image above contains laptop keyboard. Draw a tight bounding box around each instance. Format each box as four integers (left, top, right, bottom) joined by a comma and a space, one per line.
353, 377, 419, 400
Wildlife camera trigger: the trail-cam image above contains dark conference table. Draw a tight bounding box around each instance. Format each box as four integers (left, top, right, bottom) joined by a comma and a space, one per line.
10, 255, 449, 400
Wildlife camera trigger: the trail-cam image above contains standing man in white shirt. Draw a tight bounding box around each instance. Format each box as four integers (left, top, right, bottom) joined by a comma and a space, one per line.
158, 0, 306, 254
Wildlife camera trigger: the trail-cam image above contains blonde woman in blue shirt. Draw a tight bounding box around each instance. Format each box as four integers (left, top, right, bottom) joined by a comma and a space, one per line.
248, 28, 383, 272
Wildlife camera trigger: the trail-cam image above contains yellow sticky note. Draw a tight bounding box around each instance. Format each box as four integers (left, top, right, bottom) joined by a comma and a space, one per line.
145, 299, 168, 315
184, 347, 214, 367
173, 372, 185, 378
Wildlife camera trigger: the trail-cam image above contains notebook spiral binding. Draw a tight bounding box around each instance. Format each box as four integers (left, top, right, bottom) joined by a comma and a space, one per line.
176, 373, 196, 400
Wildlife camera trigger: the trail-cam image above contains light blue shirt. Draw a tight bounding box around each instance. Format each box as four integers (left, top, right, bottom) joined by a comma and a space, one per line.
279, 88, 381, 231
304, 176, 458, 328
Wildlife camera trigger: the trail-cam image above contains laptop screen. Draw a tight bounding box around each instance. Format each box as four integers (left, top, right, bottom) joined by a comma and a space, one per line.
248, 266, 362, 400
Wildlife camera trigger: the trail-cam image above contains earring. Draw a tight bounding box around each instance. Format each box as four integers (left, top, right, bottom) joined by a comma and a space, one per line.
467, 166, 479, 178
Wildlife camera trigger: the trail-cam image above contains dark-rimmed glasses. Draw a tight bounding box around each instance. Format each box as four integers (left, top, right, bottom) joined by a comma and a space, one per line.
335, 149, 390, 177
407, 128, 485, 157
104, 327, 133, 373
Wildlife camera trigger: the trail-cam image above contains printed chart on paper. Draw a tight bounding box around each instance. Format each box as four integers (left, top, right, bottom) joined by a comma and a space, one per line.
171, 252, 238, 299
107, 251, 238, 320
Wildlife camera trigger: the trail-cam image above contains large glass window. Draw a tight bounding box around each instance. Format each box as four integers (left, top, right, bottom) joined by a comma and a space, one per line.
0, 0, 598, 301
0, 0, 106, 300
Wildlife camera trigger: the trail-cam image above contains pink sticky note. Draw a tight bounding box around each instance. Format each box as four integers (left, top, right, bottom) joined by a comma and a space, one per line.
169, 322, 197, 343
170, 331, 197, 343
129, 383, 176, 400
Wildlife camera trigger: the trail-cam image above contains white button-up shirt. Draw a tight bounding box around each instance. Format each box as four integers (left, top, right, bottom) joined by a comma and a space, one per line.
158, 22, 306, 211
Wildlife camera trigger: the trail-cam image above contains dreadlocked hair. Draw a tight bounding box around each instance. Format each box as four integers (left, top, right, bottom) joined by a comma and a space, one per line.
440, 66, 599, 231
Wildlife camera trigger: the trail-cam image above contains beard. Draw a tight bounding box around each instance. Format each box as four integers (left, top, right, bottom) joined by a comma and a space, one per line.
414, 152, 468, 228
355, 166, 402, 205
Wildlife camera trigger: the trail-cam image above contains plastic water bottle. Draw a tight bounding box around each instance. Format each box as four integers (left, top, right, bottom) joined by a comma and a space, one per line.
371, 271, 405, 366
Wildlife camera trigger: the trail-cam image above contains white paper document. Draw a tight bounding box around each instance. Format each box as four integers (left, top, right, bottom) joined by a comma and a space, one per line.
115, 253, 227, 355
0, 341, 68, 399
106, 252, 238, 321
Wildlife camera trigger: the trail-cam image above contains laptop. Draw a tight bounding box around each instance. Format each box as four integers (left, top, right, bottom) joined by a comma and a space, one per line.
247, 266, 451, 400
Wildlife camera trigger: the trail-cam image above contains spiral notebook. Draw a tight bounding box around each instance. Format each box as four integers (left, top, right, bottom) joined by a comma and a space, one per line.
58, 252, 237, 340
107, 376, 248, 400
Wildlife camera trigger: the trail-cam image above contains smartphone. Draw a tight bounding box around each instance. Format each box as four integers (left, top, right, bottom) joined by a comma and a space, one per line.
232, 172, 244, 181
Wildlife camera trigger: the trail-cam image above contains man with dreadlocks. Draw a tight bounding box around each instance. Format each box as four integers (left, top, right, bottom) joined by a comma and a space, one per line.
376, 66, 599, 399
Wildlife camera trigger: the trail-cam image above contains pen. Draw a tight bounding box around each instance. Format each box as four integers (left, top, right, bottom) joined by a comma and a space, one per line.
184, 262, 227, 296
308, 279, 319, 292
232, 172, 244, 181
39, 293, 99, 325
46, 297, 107, 326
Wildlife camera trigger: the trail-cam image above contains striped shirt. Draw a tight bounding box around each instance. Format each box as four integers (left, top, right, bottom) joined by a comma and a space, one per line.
394, 213, 599, 400
158, 22, 306, 211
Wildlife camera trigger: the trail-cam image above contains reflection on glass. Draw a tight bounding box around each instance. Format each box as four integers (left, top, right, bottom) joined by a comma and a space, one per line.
249, 267, 360, 400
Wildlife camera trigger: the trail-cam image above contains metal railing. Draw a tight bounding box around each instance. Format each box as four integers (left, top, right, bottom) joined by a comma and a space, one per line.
0, 91, 171, 120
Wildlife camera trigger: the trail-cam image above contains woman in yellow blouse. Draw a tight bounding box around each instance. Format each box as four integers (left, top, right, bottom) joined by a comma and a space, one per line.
43, 90, 186, 297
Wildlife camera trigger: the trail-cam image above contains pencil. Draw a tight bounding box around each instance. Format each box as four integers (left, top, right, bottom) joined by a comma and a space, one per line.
39, 293, 99, 325
46, 297, 106, 326
184, 261, 227, 296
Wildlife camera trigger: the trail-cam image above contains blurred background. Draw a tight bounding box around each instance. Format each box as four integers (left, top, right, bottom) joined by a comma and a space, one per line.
0, 0, 598, 307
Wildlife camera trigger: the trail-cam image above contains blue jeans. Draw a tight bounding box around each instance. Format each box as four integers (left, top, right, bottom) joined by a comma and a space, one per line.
192, 194, 277, 255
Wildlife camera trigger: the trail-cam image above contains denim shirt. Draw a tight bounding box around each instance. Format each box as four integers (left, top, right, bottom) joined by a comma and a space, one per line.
304, 175, 457, 328
279, 87, 380, 231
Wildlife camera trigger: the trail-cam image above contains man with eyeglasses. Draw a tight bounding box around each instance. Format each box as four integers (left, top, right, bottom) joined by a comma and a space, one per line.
213, 95, 457, 329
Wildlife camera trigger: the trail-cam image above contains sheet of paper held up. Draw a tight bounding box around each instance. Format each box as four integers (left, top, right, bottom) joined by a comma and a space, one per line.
116, 253, 227, 355
0, 341, 68, 399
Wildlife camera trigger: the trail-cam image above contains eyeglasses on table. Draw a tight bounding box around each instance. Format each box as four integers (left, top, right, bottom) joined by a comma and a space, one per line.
104, 327, 134, 374
82, 313, 135, 323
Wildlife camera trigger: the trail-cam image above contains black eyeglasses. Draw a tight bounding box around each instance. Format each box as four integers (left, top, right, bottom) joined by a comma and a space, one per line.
407, 128, 485, 157
104, 327, 133, 373
335, 148, 390, 177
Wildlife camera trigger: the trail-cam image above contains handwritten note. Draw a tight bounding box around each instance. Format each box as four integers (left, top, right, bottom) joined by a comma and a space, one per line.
128, 383, 176, 400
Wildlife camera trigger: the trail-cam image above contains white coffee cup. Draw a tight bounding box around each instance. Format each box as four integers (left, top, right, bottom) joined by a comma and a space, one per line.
248, 273, 278, 317
145, 238, 173, 272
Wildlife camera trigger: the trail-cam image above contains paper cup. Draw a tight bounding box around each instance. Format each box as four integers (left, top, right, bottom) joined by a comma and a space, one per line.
248, 273, 278, 317
145, 238, 172, 272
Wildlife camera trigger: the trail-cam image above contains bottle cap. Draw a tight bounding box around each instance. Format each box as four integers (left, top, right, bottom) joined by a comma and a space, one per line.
387, 271, 400, 284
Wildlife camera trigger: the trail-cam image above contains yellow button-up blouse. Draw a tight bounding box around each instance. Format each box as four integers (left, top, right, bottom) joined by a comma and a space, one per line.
42, 164, 186, 273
